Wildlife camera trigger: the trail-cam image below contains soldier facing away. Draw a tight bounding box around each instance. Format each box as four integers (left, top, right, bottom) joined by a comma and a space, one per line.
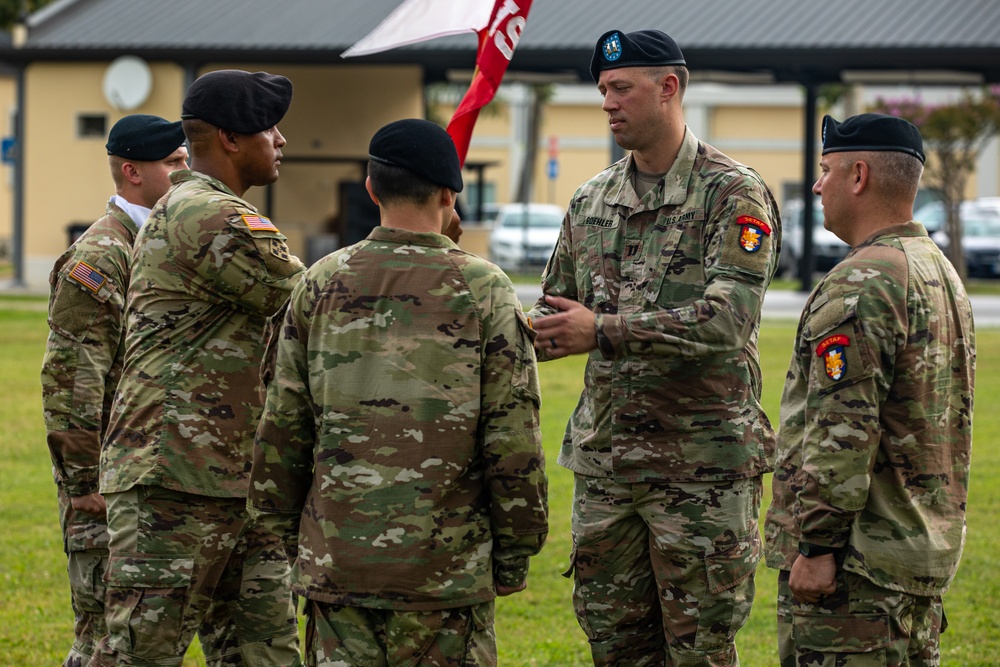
247, 118, 548, 666
89, 70, 305, 666
527, 29, 781, 666
764, 114, 976, 666
41, 114, 187, 667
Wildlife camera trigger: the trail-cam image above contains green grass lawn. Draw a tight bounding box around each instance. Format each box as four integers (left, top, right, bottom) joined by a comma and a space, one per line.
1, 297, 997, 665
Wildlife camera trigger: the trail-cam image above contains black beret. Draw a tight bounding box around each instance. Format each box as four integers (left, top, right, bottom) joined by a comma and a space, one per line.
591, 29, 686, 83
106, 114, 185, 161
181, 70, 292, 134
822, 113, 925, 164
369, 119, 463, 193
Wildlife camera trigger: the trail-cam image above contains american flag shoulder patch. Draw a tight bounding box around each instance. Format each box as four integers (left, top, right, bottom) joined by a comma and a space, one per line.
241, 214, 279, 233
68, 260, 107, 293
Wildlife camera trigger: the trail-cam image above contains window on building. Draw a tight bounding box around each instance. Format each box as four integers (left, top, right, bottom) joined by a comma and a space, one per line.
462, 182, 497, 222
77, 114, 107, 138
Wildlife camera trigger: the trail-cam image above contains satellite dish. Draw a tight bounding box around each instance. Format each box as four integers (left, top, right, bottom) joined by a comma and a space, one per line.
103, 56, 153, 111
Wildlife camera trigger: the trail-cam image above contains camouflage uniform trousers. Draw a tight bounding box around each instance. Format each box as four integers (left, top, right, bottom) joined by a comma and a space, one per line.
88, 485, 301, 667
565, 474, 762, 667
304, 599, 497, 667
57, 485, 109, 667
776, 567, 945, 667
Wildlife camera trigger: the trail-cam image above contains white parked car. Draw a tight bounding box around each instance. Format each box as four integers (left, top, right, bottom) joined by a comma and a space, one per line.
489, 203, 565, 272
914, 198, 1000, 234
930, 214, 1000, 279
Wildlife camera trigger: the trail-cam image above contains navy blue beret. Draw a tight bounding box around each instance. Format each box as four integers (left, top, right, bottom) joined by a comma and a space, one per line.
591, 29, 686, 83
822, 114, 925, 164
181, 70, 292, 134
106, 114, 185, 160
369, 119, 463, 193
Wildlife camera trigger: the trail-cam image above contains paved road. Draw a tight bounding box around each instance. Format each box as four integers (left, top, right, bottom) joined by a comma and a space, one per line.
515, 284, 1000, 326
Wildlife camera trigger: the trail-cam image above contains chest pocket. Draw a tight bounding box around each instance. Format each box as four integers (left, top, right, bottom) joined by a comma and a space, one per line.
576, 220, 619, 309
801, 295, 872, 397
641, 209, 706, 307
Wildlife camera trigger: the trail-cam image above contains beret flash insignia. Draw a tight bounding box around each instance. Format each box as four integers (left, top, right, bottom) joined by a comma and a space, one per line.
603, 32, 623, 62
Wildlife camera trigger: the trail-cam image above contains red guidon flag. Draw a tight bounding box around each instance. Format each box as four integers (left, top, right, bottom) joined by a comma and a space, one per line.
342, 0, 533, 167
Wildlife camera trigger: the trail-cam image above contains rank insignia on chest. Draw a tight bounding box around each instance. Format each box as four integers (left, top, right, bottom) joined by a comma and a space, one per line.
816, 334, 850, 381
737, 215, 771, 253
241, 214, 279, 233
270, 238, 290, 261
68, 260, 107, 293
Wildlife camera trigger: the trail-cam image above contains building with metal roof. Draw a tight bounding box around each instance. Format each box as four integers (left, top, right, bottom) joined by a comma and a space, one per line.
11, 0, 1000, 84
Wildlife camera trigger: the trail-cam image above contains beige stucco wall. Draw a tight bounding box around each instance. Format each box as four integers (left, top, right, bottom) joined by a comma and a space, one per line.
24, 61, 185, 272
21, 61, 423, 288
16, 66, 1000, 288
458, 88, 808, 218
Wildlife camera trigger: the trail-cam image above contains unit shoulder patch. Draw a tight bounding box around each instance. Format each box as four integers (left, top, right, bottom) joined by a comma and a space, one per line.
737, 214, 772, 253
816, 334, 851, 381
270, 238, 291, 262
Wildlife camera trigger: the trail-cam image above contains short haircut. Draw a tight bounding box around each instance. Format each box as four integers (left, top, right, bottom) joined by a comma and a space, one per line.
368, 159, 440, 205
181, 118, 216, 154
646, 65, 689, 99
862, 151, 924, 202
108, 155, 128, 189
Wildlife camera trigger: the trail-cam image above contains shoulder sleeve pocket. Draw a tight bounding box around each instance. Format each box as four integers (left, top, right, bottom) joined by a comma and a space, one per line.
802, 296, 871, 396
512, 309, 541, 406
48, 268, 117, 341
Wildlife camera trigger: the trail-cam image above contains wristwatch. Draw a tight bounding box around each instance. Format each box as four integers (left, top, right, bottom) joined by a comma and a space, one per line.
798, 542, 838, 558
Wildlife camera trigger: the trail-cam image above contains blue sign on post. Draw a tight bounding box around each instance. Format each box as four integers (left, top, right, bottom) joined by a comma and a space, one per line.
547, 157, 558, 180
1, 137, 16, 165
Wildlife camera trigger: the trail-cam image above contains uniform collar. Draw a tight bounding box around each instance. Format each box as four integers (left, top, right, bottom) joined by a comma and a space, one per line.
856, 220, 929, 248
607, 127, 699, 211
110, 195, 150, 230
368, 225, 458, 249
106, 197, 141, 234
170, 169, 241, 199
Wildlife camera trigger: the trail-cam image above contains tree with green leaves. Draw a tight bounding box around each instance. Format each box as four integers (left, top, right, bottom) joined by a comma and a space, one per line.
870, 87, 1000, 280
0, 0, 53, 30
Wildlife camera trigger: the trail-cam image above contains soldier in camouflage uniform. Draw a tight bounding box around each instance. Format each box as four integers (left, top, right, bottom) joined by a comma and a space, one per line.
41, 114, 188, 667
528, 30, 780, 667
89, 71, 304, 667
764, 114, 975, 666
247, 118, 548, 667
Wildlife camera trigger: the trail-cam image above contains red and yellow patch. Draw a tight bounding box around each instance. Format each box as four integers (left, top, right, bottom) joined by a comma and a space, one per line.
737, 215, 772, 253
816, 334, 850, 381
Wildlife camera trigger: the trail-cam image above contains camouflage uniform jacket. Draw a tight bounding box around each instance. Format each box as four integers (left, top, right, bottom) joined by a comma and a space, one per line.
531, 128, 779, 483
248, 226, 548, 611
101, 169, 304, 498
764, 222, 975, 596
42, 201, 137, 500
